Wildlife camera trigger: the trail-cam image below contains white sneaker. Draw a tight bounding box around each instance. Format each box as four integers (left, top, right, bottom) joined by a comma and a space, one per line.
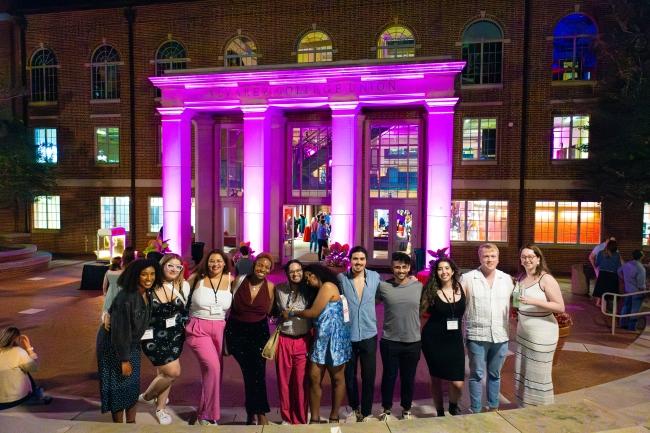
155, 409, 172, 425
281, 421, 290, 425
138, 393, 154, 405
361, 415, 374, 422
378, 410, 391, 421
198, 419, 218, 426
402, 410, 413, 420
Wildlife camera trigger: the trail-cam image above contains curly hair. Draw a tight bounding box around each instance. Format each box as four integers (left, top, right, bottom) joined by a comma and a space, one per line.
420, 257, 462, 314
116, 258, 163, 293
303, 263, 340, 292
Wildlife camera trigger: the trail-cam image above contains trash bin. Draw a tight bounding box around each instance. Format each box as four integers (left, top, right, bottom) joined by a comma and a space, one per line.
414, 248, 426, 273
571, 263, 588, 295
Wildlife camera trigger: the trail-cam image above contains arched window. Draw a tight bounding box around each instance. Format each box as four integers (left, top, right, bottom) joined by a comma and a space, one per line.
297, 31, 333, 63
461, 20, 503, 85
30, 48, 58, 102
91, 45, 121, 100
552, 13, 597, 81
224, 36, 257, 67
154, 40, 188, 97
377, 25, 415, 59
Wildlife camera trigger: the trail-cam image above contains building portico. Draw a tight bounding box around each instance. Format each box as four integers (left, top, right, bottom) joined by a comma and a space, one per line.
152, 58, 464, 263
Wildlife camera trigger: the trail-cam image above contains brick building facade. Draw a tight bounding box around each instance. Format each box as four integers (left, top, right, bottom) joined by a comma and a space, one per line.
0, 0, 647, 273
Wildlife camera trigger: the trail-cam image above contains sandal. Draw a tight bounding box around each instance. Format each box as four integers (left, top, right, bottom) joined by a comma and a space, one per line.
328, 417, 340, 423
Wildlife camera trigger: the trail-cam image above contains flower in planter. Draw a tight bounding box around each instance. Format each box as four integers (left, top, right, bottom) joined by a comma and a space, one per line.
554, 311, 573, 328
325, 242, 350, 269
142, 233, 171, 256
427, 247, 450, 268
231, 241, 256, 264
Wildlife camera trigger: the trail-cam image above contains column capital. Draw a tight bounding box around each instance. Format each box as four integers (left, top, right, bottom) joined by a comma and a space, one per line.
191, 114, 215, 127
329, 102, 360, 117
241, 104, 270, 119
424, 97, 459, 114
158, 107, 191, 120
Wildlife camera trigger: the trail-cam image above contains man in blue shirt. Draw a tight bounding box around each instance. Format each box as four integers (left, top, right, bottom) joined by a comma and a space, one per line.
618, 250, 647, 331
337, 246, 380, 422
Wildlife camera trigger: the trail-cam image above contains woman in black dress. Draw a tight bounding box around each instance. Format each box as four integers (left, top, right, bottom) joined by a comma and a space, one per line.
96, 259, 159, 423
139, 253, 190, 425
420, 257, 466, 417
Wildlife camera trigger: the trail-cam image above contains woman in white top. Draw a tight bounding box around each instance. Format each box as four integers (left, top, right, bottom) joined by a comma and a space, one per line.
0, 327, 50, 409
185, 249, 234, 426
139, 253, 190, 424
514, 244, 565, 407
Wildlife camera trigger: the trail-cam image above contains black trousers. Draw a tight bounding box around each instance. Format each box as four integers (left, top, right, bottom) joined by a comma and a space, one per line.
379, 339, 421, 411
345, 336, 377, 417
317, 239, 328, 260
225, 317, 270, 416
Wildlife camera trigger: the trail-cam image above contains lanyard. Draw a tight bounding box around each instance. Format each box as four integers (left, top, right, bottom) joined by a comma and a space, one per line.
440, 288, 457, 319
208, 273, 224, 305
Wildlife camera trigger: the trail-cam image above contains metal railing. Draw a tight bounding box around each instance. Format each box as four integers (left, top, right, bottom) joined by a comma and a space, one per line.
601, 290, 650, 335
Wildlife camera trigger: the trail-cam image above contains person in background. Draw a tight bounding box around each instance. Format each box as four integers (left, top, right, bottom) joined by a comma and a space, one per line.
0, 327, 51, 410
514, 245, 565, 407
317, 218, 329, 261
588, 236, 616, 296
309, 217, 319, 253
97, 259, 158, 423
184, 249, 234, 426
235, 245, 253, 276
273, 260, 314, 424
285, 264, 351, 424
121, 247, 137, 269
420, 257, 466, 417
102, 257, 124, 326
619, 250, 647, 331
139, 253, 190, 425
462, 243, 514, 414
593, 239, 623, 309
225, 253, 275, 425
377, 252, 422, 421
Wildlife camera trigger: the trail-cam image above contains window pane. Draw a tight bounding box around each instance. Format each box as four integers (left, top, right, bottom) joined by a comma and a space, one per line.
643, 203, 650, 246
220, 127, 244, 197
100, 196, 129, 231
291, 126, 331, 197
556, 201, 578, 243
100, 196, 114, 229
534, 201, 556, 243
225, 37, 257, 67
579, 202, 600, 244
91, 45, 120, 99
96, 127, 120, 164
34, 127, 57, 163
571, 115, 589, 159
30, 48, 58, 102
552, 14, 597, 81
461, 21, 503, 85
466, 200, 487, 241
553, 115, 589, 160
297, 31, 333, 63
369, 124, 418, 198
377, 25, 415, 59
450, 201, 466, 241
462, 118, 496, 160
373, 208, 389, 259
33, 195, 60, 229
487, 201, 508, 242
149, 197, 163, 233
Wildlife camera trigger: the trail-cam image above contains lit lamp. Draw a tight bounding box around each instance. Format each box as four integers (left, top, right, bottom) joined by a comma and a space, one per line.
95, 227, 126, 261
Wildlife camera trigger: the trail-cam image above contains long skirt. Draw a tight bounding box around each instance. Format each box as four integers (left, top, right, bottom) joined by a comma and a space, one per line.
514, 313, 558, 407
96, 327, 141, 413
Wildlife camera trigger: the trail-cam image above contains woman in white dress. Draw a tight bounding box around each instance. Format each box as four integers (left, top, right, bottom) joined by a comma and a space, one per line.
514, 244, 565, 407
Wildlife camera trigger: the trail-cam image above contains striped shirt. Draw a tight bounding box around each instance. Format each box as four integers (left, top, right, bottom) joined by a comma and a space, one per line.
462, 268, 514, 343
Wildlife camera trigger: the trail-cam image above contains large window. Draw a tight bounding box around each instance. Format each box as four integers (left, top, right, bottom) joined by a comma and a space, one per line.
643, 203, 650, 246
100, 196, 130, 231
33, 195, 60, 229
461, 20, 503, 85
297, 31, 333, 63
29, 48, 58, 102
552, 13, 597, 81
377, 25, 415, 59
155, 40, 188, 97
149, 197, 163, 233
34, 127, 57, 164
224, 36, 257, 67
534, 201, 600, 244
451, 200, 508, 242
552, 115, 589, 159
291, 126, 331, 197
369, 124, 419, 198
220, 127, 243, 197
462, 118, 497, 160
91, 45, 120, 100
95, 127, 119, 164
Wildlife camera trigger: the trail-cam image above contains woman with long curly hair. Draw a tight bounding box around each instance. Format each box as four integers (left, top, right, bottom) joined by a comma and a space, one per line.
420, 257, 466, 416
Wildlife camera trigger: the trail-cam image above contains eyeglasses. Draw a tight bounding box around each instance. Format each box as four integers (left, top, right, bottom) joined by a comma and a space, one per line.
520, 255, 537, 261
165, 263, 184, 271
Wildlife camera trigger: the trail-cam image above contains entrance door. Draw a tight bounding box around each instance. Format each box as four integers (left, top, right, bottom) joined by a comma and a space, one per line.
222, 204, 242, 254
369, 205, 416, 264
282, 205, 298, 264
281, 204, 331, 264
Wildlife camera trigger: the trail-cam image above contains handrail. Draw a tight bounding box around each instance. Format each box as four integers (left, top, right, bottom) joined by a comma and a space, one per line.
601, 290, 650, 335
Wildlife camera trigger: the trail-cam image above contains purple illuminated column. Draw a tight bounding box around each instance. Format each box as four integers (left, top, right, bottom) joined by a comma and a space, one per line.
193, 115, 215, 247
330, 103, 360, 248
160, 109, 193, 258
425, 101, 458, 255
242, 106, 272, 254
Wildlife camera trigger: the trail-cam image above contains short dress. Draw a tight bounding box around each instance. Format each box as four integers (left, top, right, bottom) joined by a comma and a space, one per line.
141, 282, 189, 366
310, 300, 351, 367
421, 290, 466, 381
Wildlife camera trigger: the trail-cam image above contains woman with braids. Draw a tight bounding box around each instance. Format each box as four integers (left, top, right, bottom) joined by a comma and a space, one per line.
283, 263, 351, 423
420, 257, 466, 417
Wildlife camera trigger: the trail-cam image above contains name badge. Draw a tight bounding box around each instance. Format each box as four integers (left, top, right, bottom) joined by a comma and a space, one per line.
165, 315, 177, 329
282, 320, 293, 329
210, 305, 224, 318
340, 295, 350, 323
141, 328, 154, 340
446, 319, 459, 331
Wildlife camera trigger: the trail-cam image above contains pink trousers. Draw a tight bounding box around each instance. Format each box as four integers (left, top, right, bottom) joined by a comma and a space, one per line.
275, 333, 310, 424
185, 317, 225, 422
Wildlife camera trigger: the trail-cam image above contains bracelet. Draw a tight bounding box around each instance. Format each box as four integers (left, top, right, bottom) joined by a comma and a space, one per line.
288, 311, 296, 318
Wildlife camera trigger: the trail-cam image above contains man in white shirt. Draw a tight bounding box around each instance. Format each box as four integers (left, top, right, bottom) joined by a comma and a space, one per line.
462, 243, 514, 413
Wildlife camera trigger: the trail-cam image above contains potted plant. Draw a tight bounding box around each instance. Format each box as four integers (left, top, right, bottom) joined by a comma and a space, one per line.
324, 242, 350, 274
553, 311, 573, 365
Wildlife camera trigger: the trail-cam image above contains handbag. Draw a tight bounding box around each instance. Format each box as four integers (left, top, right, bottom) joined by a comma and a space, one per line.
261, 326, 281, 360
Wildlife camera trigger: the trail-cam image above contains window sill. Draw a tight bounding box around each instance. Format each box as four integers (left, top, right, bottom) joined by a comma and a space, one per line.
451, 240, 508, 246
460, 83, 503, 90
551, 80, 597, 87
32, 229, 61, 233
533, 243, 597, 249
90, 99, 121, 104
551, 158, 589, 164
461, 159, 498, 166
28, 101, 58, 107
95, 163, 121, 166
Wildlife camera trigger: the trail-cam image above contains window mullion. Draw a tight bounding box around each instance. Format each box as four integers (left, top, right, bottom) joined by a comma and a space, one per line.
554, 202, 559, 243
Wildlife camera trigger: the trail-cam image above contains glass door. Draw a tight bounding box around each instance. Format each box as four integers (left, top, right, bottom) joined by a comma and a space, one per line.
369, 205, 416, 264
222, 204, 241, 254
282, 205, 298, 264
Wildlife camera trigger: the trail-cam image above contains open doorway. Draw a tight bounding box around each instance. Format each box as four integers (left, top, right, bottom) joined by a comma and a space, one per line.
282, 204, 331, 264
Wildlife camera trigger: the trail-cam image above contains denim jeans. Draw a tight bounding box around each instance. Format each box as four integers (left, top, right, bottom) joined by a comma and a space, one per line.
620, 295, 644, 330
467, 340, 509, 412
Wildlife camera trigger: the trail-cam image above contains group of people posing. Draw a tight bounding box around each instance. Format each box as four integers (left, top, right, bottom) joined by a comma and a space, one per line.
96, 241, 565, 425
